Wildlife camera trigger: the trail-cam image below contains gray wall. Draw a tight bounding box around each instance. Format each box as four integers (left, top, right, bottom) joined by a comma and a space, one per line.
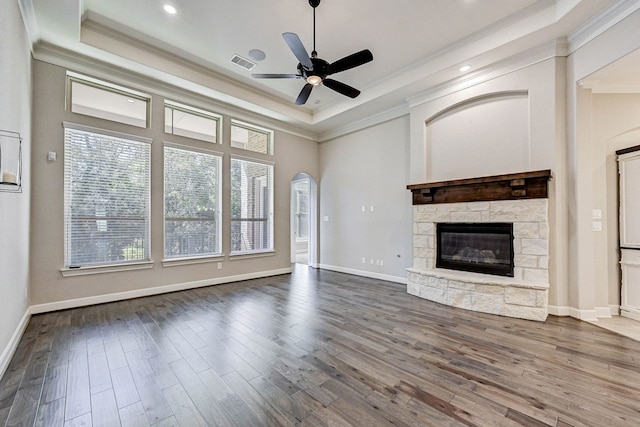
29, 59, 319, 308
0, 0, 31, 373
319, 116, 413, 282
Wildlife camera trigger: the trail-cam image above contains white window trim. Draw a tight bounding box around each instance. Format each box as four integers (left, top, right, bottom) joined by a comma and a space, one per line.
228, 251, 276, 260
163, 141, 223, 157
161, 255, 225, 267
61, 261, 154, 277
231, 153, 274, 167
63, 122, 153, 145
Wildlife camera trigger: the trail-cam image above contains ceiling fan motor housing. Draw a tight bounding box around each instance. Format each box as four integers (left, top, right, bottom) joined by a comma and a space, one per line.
298, 58, 329, 82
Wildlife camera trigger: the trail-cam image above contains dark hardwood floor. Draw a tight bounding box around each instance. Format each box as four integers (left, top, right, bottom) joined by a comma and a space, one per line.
1, 266, 640, 426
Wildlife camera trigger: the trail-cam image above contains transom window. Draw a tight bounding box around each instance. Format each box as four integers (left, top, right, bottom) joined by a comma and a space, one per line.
165, 101, 221, 143
230, 120, 273, 155
63, 123, 151, 267
67, 73, 150, 128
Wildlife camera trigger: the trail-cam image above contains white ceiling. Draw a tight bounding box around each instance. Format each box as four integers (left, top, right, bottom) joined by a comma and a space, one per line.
22, 0, 631, 137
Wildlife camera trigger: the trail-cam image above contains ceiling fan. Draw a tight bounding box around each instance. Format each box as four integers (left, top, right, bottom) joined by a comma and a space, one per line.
251, 0, 373, 105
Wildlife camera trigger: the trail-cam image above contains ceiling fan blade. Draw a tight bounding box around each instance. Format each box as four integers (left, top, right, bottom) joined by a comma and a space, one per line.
327, 49, 373, 75
295, 83, 314, 105
252, 73, 301, 79
283, 32, 313, 70
323, 79, 361, 98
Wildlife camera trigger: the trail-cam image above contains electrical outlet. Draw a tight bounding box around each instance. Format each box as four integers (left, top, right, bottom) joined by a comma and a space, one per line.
361, 257, 366, 264
217, 262, 222, 269
592, 221, 602, 232
380, 260, 384, 266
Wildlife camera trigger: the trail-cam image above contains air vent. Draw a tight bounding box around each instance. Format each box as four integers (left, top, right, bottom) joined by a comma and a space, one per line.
230, 54, 256, 71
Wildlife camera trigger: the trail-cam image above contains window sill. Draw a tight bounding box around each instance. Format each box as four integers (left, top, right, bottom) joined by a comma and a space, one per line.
229, 250, 275, 261
162, 255, 224, 267
61, 261, 154, 277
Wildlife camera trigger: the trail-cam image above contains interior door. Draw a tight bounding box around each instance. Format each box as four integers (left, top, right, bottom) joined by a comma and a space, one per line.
618, 146, 640, 320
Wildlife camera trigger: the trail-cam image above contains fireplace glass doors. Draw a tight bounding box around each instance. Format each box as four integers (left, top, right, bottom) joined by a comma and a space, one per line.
436, 222, 514, 277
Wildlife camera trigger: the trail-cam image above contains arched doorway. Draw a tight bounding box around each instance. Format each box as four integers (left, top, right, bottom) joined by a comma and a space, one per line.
291, 173, 318, 267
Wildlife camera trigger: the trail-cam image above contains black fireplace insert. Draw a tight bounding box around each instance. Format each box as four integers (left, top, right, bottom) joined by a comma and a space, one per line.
436, 222, 514, 277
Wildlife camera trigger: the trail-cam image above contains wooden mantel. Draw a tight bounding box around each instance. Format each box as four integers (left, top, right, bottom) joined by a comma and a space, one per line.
407, 169, 552, 205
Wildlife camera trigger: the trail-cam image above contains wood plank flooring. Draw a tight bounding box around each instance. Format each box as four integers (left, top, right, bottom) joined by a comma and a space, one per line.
1, 266, 640, 426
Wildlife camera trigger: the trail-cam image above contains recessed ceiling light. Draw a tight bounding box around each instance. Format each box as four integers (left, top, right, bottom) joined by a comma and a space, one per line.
164, 4, 177, 14
127, 99, 135, 103
459, 64, 471, 72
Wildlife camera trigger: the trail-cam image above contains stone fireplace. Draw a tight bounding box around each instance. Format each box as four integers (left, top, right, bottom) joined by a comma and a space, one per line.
406, 170, 551, 321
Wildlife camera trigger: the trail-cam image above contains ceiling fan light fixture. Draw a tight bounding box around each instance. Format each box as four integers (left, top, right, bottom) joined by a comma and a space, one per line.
306, 75, 323, 85
252, 0, 372, 105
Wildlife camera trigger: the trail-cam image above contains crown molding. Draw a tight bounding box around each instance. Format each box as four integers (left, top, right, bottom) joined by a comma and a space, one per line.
568, 0, 640, 53
406, 39, 563, 109
317, 103, 410, 142
17, 0, 39, 47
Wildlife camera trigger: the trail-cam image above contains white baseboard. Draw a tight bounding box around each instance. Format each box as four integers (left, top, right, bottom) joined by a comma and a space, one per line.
0, 309, 31, 380
548, 305, 618, 320
548, 305, 571, 316
621, 308, 640, 321
30, 268, 292, 314
318, 264, 407, 285
609, 304, 621, 316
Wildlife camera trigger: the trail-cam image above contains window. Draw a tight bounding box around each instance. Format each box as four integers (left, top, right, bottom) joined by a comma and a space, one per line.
293, 180, 309, 241
230, 120, 273, 154
64, 123, 151, 267
67, 73, 150, 128
164, 144, 222, 259
165, 101, 221, 143
230, 157, 274, 253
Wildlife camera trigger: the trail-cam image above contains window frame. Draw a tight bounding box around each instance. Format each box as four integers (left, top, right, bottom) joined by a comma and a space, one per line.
163, 142, 224, 261
230, 119, 274, 155
164, 100, 222, 144
230, 155, 275, 255
62, 122, 152, 271
66, 72, 151, 128
293, 182, 309, 243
